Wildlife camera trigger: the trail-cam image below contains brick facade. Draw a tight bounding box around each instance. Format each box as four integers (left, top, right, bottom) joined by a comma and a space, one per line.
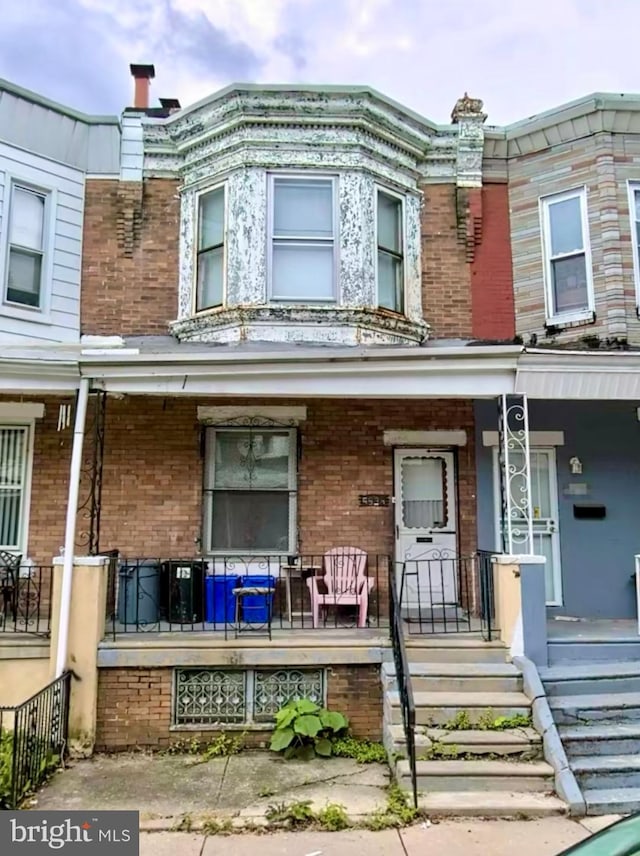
81, 179, 180, 336
470, 184, 515, 341
95, 664, 382, 750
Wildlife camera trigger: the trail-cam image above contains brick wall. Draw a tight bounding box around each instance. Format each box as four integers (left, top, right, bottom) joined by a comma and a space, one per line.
470, 184, 515, 340
421, 184, 473, 338
22, 395, 478, 572
81, 179, 180, 336
95, 664, 382, 750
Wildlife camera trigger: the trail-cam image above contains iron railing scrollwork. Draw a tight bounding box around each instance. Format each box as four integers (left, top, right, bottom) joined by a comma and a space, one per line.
389, 562, 417, 808
76, 390, 107, 555
0, 671, 71, 808
498, 394, 533, 556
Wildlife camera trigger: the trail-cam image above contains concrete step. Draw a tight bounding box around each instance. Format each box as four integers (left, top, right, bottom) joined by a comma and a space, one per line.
548, 639, 640, 665
385, 690, 531, 726
390, 662, 523, 693
549, 692, 640, 724
540, 661, 640, 696
405, 637, 508, 664
572, 755, 640, 790
387, 723, 541, 758
416, 791, 566, 817
396, 758, 554, 792
583, 786, 640, 816
559, 722, 640, 757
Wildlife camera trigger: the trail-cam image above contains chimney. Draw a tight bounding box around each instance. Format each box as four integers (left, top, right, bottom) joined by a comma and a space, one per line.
159, 97, 181, 115
129, 63, 155, 110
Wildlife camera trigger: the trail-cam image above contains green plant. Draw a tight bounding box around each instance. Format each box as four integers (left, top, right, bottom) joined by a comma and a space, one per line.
332, 736, 387, 764
201, 816, 233, 835
265, 799, 315, 828
164, 737, 201, 755
269, 699, 349, 760
258, 786, 276, 798
317, 802, 350, 831
0, 731, 14, 808
363, 784, 418, 830
171, 813, 193, 832
0, 730, 60, 809
419, 741, 461, 760
200, 733, 243, 761
442, 711, 472, 731
476, 709, 532, 731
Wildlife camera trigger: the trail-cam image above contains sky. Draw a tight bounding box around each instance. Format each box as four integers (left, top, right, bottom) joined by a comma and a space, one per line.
2, 0, 640, 126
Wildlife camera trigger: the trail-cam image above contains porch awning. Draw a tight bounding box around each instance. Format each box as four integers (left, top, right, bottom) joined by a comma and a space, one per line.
80, 342, 521, 398
517, 350, 640, 400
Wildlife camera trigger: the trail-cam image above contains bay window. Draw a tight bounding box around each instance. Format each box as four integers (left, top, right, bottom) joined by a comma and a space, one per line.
377, 189, 404, 313
196, 186, 225, 311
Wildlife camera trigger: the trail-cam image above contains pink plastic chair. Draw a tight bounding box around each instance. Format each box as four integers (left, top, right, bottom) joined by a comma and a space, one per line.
306, 547, 374, 628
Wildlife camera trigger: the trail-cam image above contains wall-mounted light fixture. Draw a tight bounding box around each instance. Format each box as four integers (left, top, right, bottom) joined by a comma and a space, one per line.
569, 456, 583, 475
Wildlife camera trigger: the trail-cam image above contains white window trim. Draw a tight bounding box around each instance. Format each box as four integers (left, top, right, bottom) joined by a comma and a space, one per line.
0, 176, 56, 324
539, 186, 594, 325
267, 172, 339, 304
374, 184, 407, 314
627, 180, 640, 311
203, 426, 297, 556
0, 420, 35, 555
192, 182, 227, 315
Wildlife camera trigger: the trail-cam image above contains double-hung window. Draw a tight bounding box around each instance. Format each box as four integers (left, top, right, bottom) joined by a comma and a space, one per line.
629, 182, 640, 308
270, 176, 336, 301
196, 186, 225, 311
377, 189, 404, 313
204, 428, 296, 553
540, 188, 593, 321
5, 184, 47, 309
0, 426, 29, 551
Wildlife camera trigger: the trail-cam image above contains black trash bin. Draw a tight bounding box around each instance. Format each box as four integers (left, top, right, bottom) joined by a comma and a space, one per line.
117, 560, 160, 626
160, 561, 205, 623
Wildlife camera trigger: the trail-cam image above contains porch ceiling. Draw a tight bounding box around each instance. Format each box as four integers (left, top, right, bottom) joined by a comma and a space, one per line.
517, 350, 640, 399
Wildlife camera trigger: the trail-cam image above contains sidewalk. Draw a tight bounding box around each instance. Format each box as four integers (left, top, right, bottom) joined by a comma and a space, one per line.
140, 819, 590, 856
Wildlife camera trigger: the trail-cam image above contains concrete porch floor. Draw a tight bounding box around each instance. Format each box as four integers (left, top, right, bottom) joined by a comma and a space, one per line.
547, 617, 639, 641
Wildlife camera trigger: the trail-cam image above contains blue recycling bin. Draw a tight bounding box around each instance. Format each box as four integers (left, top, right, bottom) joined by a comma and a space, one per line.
241, 575, 276, 623
205, 575, 239, 624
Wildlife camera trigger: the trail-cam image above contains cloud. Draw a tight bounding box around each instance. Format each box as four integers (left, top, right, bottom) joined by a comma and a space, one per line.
1, 0, 640, 123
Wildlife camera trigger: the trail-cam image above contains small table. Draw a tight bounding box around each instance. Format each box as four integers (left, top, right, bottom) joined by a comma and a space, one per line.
280, 564, 322, 624
233, 586, 275, 639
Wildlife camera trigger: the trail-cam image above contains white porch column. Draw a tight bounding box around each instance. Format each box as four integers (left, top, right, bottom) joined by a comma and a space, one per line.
498, 394, 533, 556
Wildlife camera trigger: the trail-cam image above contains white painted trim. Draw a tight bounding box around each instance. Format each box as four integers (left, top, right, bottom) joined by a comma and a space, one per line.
492, 554, 547, 564
53, 556, 109, 566
383, 429, 467, 446
539, 186, 594, 323
197, 405, 307, 424
0, 403, 45, 419
483, 430, 564, 447
628, 180, 640, 310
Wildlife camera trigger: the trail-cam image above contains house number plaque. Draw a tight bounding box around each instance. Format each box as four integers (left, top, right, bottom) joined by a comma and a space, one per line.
359, 494, 390, 507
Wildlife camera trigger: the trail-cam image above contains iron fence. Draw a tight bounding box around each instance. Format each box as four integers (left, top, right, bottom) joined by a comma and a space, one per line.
105, 553, 390, 638
0, 671, 71, 808
399, 551, 486, 635
388, 562, 417, 808
477, 549, 496, 641
0, 564, 52, 635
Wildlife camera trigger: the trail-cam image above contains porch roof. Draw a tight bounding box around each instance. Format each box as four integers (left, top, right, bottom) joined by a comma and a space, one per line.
79, 337, 521, 398
517, 349, 640, 400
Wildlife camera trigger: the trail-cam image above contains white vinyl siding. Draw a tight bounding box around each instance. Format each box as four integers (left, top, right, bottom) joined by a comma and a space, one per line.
0, 426, 30, 552
0, 141, 84, 342
540, 187, 594, 323
269, 175, 336, 302
196, 186, 225, 311
203, 428, 297, 554
376, 188, 405, 313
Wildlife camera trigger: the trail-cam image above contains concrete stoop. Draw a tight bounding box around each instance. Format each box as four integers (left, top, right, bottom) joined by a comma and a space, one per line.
541, 659, 640, 815
383, 637, 565, 818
